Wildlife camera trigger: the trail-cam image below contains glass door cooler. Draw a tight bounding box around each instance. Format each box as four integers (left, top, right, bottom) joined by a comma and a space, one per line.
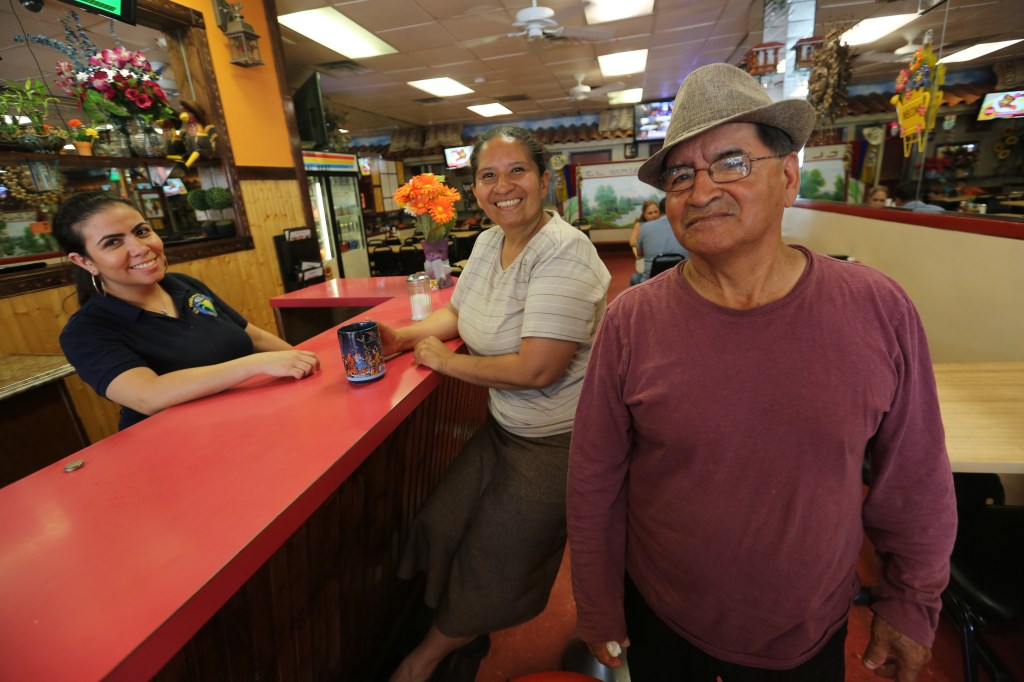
303, 152, 370, 279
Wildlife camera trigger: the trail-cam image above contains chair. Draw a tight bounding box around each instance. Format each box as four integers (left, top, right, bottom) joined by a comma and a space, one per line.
384, 236, 402, 247
649, 253, 685, 277
403, 235, 422, 245
367, 238, 385, 247
368, 246, 401, 276
941, 473, 1024, 682
398, 245, 423, 275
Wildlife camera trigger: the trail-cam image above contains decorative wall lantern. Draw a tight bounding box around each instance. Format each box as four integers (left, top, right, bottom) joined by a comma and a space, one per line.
793, 37, 823, 70
212, 0, 264, 67
746, 42, 785, 75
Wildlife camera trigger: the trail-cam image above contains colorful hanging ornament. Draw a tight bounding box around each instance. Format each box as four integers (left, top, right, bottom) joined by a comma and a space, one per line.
890, 30, 946, 157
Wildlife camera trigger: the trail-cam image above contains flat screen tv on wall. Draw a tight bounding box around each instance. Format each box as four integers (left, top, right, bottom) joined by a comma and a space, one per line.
634, 100, 674, 140
58, 0, 136, 25
294, 72, 329, 150
976, 91, 1024, 121
444, 145, 473, 169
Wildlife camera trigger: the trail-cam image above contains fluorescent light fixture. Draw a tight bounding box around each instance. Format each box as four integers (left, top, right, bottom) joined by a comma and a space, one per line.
607, 88, 643, 105
278, 8, 397, 59
598, 49, 649, 77
585, 0, 654, 24
839, 13, 917, 46
467, 103, 512, 117
408, 78, 474, 97
939, 39, 1023, 63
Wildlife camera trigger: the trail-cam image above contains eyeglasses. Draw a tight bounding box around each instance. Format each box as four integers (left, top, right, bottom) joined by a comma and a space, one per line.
657, 153, 786, 193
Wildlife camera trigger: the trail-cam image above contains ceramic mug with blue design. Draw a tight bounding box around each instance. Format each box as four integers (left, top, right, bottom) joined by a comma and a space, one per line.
337, 320, 386, 383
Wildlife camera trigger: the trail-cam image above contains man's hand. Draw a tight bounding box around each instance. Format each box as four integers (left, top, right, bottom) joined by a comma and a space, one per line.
862, 614, 931, 681
584, 638, 630, 670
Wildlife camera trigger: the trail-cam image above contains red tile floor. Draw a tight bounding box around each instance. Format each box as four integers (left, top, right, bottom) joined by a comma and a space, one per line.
470, 248, 1024, 682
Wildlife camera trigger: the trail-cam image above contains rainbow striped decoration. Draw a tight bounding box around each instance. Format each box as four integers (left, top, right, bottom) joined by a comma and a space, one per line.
302, 152, 359, 172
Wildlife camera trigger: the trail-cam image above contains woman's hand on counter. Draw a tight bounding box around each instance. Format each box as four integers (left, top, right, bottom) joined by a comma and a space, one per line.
255, 349, 320, 380
379, 305, 460, 358
377, 322, 407, 357
412, 336, 453, 372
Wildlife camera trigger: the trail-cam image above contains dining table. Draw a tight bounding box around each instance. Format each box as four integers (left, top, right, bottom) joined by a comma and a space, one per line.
934, 362, 1024, 474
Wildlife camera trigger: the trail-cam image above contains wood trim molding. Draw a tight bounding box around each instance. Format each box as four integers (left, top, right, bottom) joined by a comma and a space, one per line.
236, 167, 300, 181
793, 199, 1024, 241
0, 238, 254, 299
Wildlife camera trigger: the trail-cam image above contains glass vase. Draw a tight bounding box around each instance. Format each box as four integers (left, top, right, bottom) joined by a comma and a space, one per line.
127, 118, 168, 158
94, 127, 131, 157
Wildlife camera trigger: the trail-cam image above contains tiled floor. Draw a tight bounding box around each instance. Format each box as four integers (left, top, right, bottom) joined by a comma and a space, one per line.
471, 248, 1024, 682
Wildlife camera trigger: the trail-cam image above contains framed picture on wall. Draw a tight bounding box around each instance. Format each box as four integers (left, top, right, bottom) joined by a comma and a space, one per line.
624, 143, 638, 159
576, 160, 663, 229
139, 191, 165, 219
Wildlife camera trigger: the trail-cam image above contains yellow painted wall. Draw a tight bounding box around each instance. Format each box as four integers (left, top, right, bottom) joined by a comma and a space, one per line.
172, 0, 295, 168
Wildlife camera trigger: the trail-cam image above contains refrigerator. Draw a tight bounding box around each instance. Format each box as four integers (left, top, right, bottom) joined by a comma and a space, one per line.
303, 152, 370, 279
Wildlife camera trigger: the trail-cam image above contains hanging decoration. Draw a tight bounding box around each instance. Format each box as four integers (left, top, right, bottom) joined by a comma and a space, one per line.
746, 42, 786, 76
807, 28, 852, 132
890, 30, 945, 158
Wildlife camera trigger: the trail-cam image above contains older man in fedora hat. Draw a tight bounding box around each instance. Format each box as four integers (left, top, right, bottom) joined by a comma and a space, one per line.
567, 63, 955, 681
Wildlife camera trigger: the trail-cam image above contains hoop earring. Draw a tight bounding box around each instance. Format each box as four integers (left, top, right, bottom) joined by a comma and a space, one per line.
91, 274, 106, 297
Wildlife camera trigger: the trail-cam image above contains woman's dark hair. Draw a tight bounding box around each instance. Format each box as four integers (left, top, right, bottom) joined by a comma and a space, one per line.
53, 191, 136, 306
469, 125, 548, 181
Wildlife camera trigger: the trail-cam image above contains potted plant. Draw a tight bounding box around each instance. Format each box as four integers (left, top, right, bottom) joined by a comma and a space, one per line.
392, 173, 461, 287
205, 187, 235, 237
0, 79, 65, 152
67, 118, 99, 155
186, 188, 215, 236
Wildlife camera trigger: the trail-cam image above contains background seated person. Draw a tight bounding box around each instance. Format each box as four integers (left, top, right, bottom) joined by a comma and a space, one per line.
628, 199, 662, 258
892, 181, 945, 213
952, 179, 986, 197
629, 198, 688, 285
866, 185, 890, 208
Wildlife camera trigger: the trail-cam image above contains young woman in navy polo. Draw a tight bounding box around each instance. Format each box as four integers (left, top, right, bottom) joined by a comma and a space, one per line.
54, 191, 319, 430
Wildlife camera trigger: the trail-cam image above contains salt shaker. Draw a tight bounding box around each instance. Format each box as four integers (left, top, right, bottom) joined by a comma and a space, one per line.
407, 272, 433, 321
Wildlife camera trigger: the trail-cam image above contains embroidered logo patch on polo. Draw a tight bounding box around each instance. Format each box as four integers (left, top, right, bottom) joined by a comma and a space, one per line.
187, 293, 218, 316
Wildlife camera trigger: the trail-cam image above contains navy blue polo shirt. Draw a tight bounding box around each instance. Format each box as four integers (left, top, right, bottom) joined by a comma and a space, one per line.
60, 273, 252, 430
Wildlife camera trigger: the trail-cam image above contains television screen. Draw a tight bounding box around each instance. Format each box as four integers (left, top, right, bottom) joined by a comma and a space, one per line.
357, 157, 373, 176
294, 72, 329, 150
634, 100, 674, 140
444, 145, 473, 169
977, 91, 1024, 121
58, 0, 136, 25
162, 178, 188, 196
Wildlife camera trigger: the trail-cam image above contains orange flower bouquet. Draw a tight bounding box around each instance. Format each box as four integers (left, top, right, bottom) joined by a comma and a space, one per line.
393, 173, 461, 242
393, 173, 461, 287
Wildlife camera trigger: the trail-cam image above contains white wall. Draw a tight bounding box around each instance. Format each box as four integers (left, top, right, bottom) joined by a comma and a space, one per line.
783, 207, 1024, 362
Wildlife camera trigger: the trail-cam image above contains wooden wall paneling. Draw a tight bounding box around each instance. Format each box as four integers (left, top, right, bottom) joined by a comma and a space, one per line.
153, 376, 489, 680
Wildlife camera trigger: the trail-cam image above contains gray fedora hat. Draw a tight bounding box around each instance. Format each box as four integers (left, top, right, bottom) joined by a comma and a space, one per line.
638, 63, 816, 188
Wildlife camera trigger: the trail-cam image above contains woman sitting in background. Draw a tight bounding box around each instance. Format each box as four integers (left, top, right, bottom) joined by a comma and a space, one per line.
866, 185, 889, 208
628, 199, 662, 257
378, 125, 610, 682
55, 191, 319, 431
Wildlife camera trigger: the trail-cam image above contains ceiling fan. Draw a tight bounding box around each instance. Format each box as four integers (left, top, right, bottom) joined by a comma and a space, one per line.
568, 73, 625, 101
507, 0, 614, 43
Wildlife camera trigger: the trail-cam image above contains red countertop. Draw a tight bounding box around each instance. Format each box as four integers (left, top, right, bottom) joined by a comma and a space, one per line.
0, 281, 458, 681
270, 275, 411, 308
